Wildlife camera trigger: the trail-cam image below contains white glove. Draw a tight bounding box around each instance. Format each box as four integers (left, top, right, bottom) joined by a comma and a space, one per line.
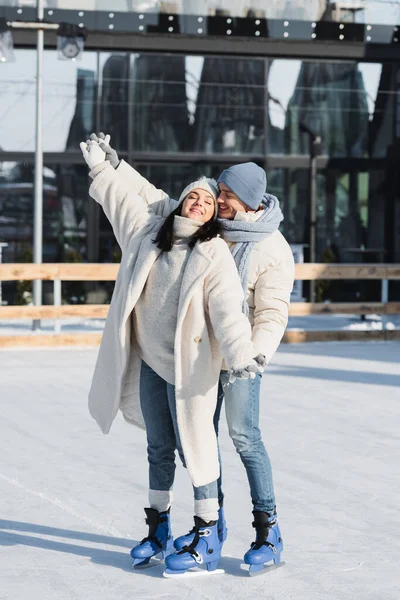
80, 140, 107, 170
229, 357, 264, 384
86, 133, 120, 169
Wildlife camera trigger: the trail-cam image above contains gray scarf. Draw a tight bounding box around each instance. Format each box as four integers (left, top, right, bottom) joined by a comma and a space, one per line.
218, 193, 283, 314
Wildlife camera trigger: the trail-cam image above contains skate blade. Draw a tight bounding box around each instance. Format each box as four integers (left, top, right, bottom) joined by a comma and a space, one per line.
132, 559, 162, 570
163, 568, 225, 579
241, 560, 285, 577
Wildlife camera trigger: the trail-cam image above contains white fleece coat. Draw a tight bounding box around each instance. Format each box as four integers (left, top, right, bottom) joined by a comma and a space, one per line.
113, 160, 295, 364
88, 162, 256, 487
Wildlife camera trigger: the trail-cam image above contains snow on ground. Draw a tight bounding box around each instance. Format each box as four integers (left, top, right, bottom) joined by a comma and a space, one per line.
1, 341, 400, 600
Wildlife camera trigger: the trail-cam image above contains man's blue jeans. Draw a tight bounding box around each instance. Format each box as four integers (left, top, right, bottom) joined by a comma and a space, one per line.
139, 361, 218, 503
216, 371, 276, 513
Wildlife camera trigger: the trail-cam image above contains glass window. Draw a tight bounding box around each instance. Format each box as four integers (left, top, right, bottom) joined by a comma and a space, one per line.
125, 54, 266, 154
99, 52, 131, 153
129, 53, 189, 153
1, 51, 395, 159
0, 50, 35, 153
190, 56, 265, 154
266, 167, 309, 246
0, 161, 89, 263
45, 51, 97, 152
0, 160, 92, 305
268, 59, 372, 157
267, 165, 386, 261
0, 50, 97, 152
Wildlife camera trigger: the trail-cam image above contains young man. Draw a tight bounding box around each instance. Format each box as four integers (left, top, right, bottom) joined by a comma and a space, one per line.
85, 134, 295, 572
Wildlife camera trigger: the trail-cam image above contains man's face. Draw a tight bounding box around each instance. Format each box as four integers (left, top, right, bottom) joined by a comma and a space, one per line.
217, 183, 249, 220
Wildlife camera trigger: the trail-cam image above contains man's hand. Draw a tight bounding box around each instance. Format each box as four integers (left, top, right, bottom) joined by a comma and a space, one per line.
86, 132, 120, 169
253, 354, 266, 368
80, 140, 106, 170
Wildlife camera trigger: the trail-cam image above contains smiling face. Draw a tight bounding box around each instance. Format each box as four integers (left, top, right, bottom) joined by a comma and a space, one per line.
217, 182, 252, 219
180, 189, 216, 223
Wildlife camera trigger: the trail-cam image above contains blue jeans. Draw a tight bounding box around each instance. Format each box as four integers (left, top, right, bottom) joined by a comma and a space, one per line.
216, 371, 276, 513
139, 361, 218, 502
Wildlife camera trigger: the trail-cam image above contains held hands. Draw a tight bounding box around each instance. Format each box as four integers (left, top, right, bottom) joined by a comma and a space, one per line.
86, 132, 120, 169
229, 354, 266, 384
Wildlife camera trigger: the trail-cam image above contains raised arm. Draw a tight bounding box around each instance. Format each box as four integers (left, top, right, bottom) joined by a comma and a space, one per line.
205, 239, 258, 371
116, 161, 176, 214
87, 133, 178, 217
88, 160, 155, 252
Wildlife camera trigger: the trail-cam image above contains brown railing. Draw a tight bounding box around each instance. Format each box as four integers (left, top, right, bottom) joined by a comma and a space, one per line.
0, 263, 399, 347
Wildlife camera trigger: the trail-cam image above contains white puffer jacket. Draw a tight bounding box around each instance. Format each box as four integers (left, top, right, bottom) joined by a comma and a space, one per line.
111, 160, 295, 364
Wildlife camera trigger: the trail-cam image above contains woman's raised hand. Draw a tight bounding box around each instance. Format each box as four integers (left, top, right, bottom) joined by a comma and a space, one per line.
85, 132, 120, 169
80, 139, 106, 170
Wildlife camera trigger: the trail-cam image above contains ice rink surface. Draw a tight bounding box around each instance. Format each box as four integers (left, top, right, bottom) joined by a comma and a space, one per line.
1, 341, 399, 600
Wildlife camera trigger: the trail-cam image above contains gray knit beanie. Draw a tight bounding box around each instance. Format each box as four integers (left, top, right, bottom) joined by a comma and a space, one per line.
178, 176, 219, 219
217, 162, 266, 210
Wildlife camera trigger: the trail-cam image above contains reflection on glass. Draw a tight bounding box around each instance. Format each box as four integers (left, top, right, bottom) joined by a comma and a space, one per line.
269, 60, 370, 156
0, 51, 398, 158
192, 56, 265, 154
0, 50, 97, 152
269, 165, 386, 264
268, 60, 395, 158
0, 50, 35, 152
99, 53, 130, 152
115, 53, 267, 154
131, 54, 189, 152
0, 161, 89, 263
316, 170, 369, 262
44, 51, 97, 152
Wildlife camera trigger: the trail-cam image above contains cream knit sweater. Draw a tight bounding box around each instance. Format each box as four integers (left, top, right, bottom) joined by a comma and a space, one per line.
132, 215, 202, 384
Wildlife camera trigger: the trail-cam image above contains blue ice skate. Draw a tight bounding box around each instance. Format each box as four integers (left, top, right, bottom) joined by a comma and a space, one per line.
164, 516, 223, 578
173, 505, 227, 551
243, 510, 283, 576
130, 507, 174, 568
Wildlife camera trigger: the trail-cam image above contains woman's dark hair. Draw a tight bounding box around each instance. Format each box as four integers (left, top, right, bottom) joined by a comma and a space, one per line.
153, 201, 223, 252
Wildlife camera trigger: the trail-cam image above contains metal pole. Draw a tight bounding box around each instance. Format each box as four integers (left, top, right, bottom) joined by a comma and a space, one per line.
32, 0, 44, 331
309, 136, 321, 303
53, 279, 61, 334
310, 153, 317, 263
263, 57, 270, 175
381, 278, 389, 331
310, 153, 317, 302
0, 243, 8, 306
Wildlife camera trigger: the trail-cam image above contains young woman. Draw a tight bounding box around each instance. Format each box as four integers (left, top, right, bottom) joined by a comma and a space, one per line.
80, 140, 264, 576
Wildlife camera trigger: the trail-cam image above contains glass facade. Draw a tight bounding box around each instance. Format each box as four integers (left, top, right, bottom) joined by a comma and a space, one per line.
1, 50, 397, 158
1, 46, 400, 303
1, 51, 392, 157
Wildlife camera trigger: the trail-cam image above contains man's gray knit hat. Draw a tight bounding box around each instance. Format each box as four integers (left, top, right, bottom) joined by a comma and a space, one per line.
217, 162, 266, 210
